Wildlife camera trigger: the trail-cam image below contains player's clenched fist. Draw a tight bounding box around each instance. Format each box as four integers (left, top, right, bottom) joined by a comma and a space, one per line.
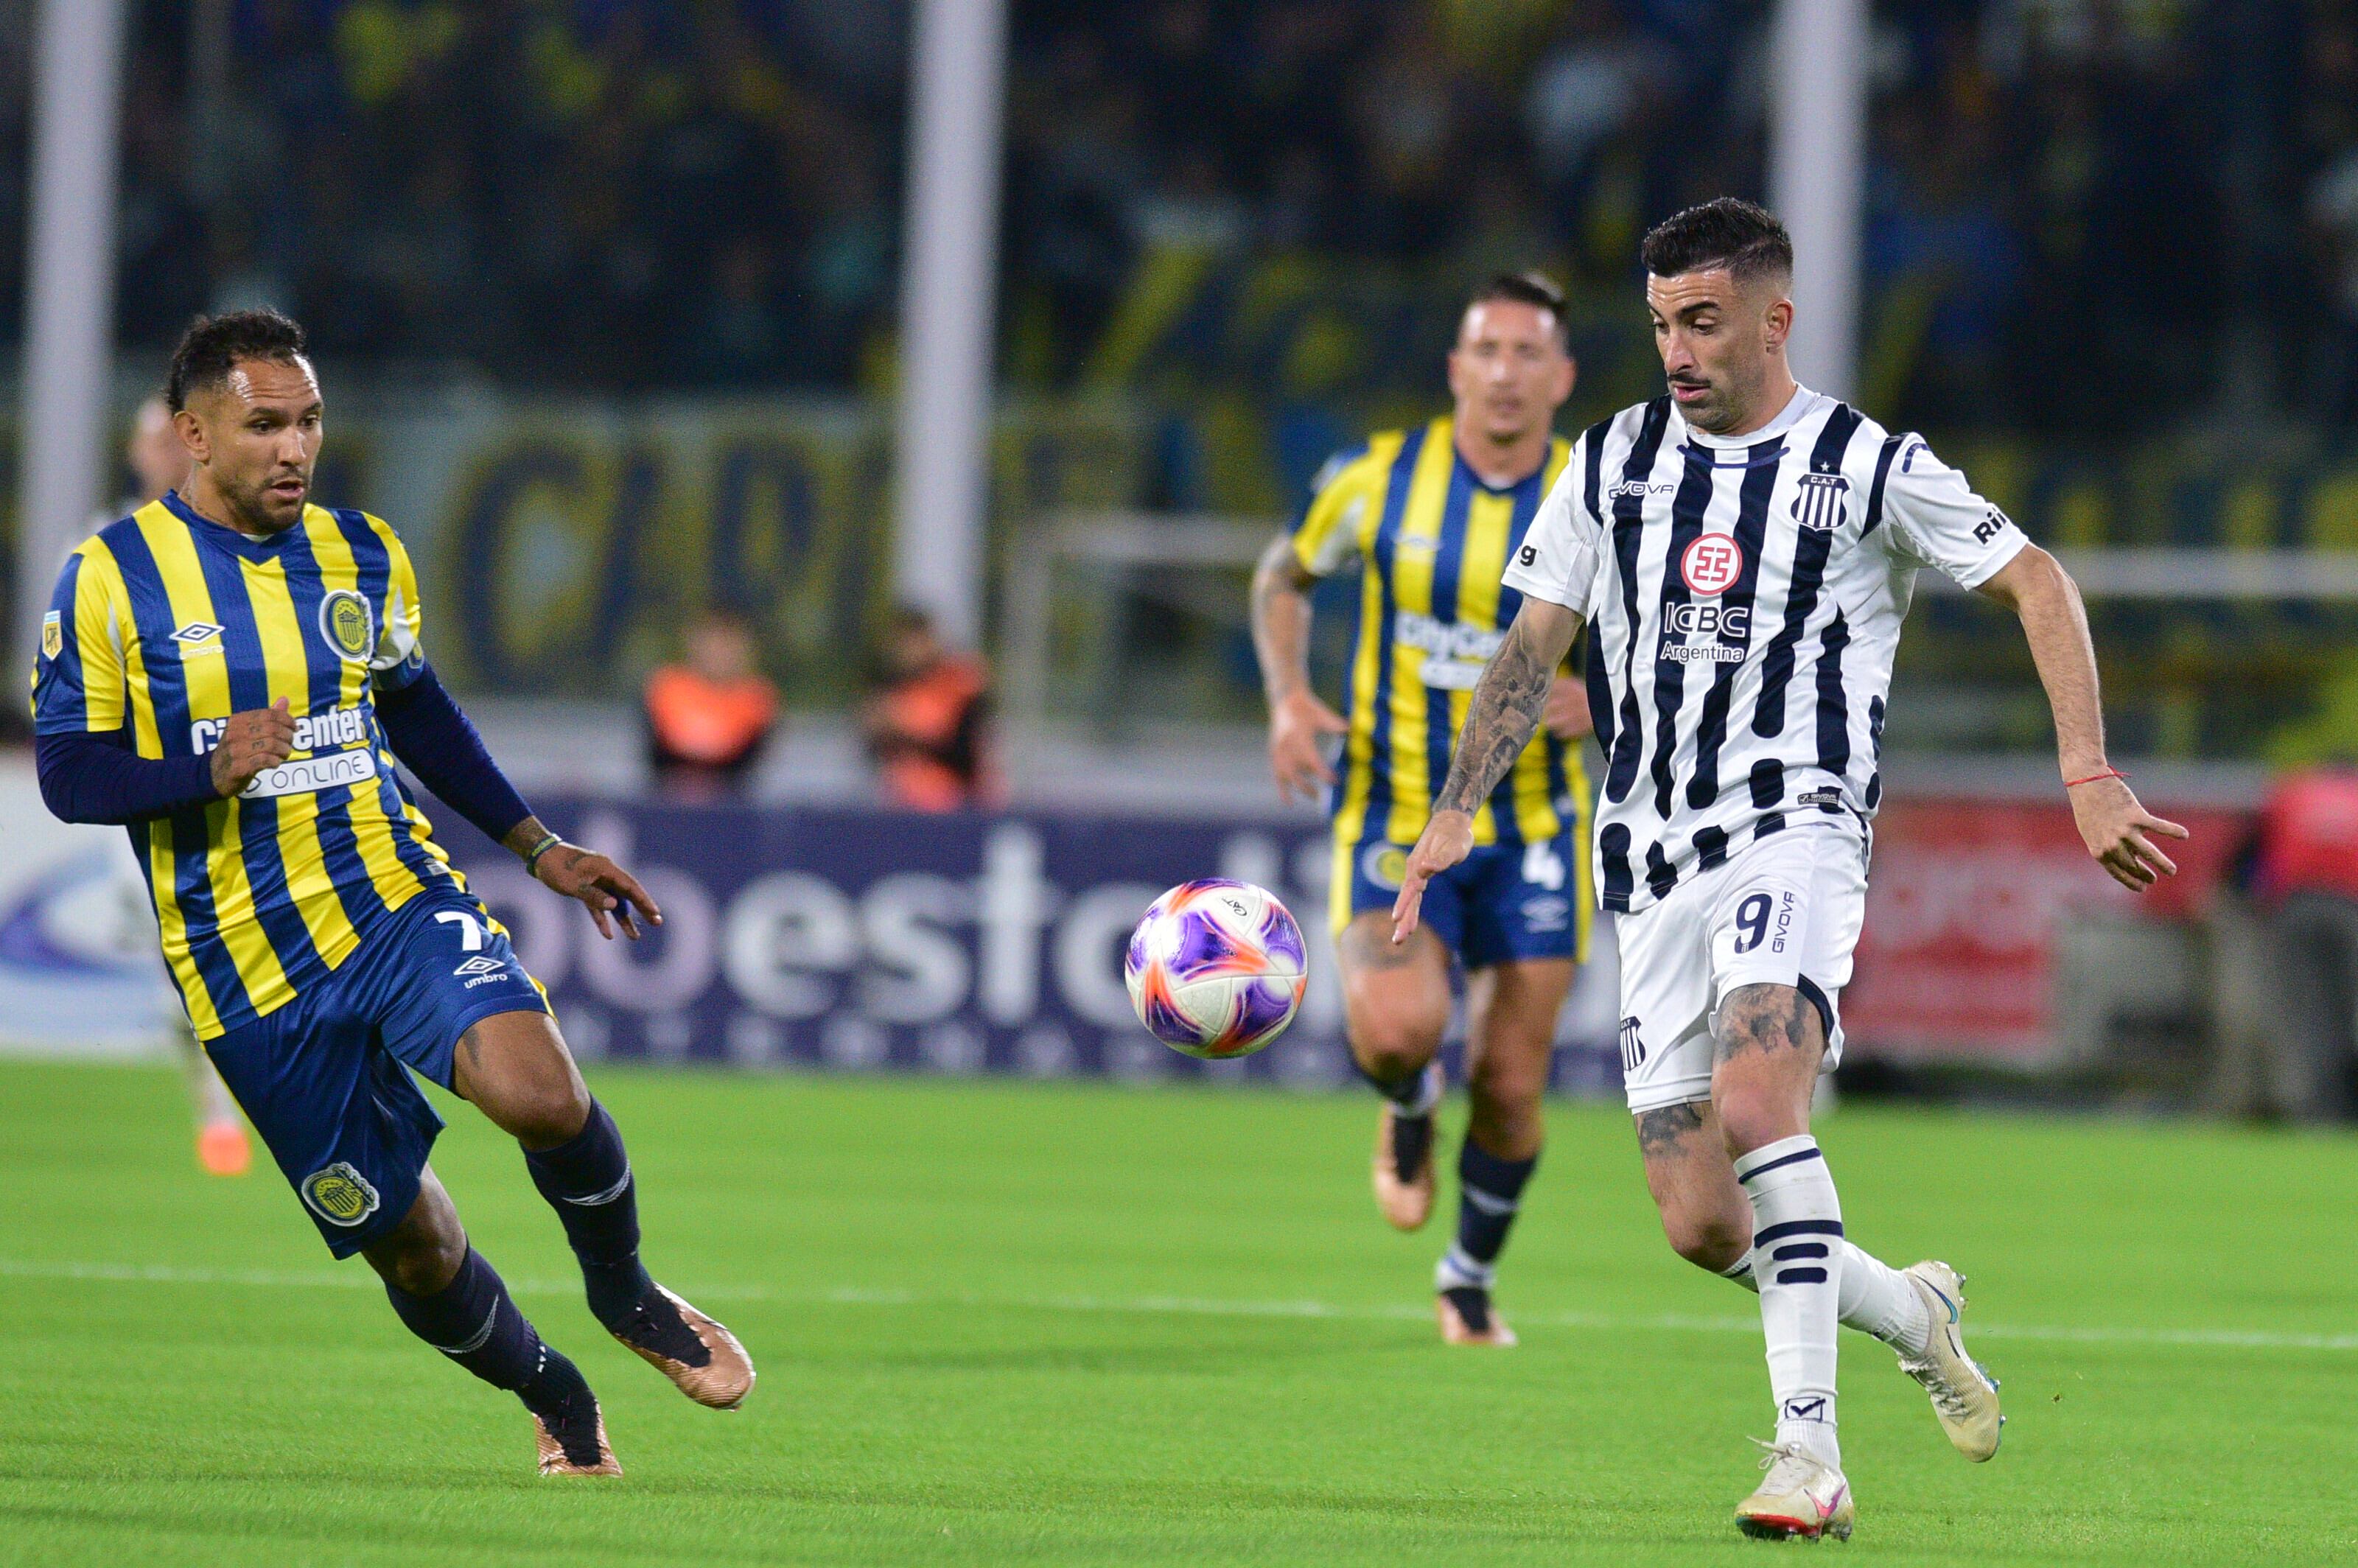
209, 697, 298, 798
1390, 807, 1476, 944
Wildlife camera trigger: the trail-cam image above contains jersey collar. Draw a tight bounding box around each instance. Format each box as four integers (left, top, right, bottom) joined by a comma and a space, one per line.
164, 488, 304, 557
1444, 418, 1553, 494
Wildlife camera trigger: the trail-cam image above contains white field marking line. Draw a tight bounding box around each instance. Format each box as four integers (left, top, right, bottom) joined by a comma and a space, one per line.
7, 1256, 2357, 1354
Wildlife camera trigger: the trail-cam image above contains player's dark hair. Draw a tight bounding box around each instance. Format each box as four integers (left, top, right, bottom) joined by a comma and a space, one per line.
165, 309, 309, 413
1466, 270, 1571, 350
1640, 198, 1794, 287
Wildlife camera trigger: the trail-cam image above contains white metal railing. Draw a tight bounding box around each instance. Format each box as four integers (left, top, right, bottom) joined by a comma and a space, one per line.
1004, 511, 2358, 722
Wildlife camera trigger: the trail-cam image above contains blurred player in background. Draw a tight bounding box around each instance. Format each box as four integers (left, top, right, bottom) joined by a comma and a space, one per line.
1397, 200, 2186, 1539
95, 396, 252, 1175
30, 311, 754, 1476
1250, 273, 1592, 1345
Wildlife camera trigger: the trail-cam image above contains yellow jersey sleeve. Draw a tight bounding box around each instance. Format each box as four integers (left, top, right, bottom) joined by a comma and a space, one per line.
362, 513, 427, 688
1290, 443, 1388, 578
29, 540, 130, 734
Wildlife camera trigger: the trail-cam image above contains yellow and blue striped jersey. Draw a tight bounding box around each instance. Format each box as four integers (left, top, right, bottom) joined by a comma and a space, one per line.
29, 492, 466, 1040
1292, 416, 1589, 855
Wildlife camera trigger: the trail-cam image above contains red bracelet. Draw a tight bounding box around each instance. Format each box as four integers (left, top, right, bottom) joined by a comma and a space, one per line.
2064, 769, 2128, 788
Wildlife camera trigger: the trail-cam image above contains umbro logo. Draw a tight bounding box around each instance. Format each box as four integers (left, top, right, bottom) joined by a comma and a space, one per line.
453, 956, 505, 977
171, 621, 225, 645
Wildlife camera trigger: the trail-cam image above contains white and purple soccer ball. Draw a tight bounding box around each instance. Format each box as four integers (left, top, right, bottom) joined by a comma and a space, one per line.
1124, 879, 1309, 1060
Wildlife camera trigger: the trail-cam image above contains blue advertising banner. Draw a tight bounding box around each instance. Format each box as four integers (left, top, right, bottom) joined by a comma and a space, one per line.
447, 798, 1626, 1093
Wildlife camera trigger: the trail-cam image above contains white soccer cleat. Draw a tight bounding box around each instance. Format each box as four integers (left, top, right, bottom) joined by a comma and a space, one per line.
1898, 1259, 2003, 1462
1734, 1438, 1853, 1541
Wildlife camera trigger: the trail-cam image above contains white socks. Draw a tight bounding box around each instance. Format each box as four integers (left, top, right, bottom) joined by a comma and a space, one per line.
1722, 1239, 1931, 1357
1735, 1134, 1845, 1469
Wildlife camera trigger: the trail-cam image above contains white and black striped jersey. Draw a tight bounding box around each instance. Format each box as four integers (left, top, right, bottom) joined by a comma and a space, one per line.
1500, 385, 2026, 914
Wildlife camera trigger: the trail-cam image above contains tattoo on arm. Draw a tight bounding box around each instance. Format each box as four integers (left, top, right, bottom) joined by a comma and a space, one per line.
501, 814, 553, 858
1634, 1101, 1708, 1155
1249, 534, 1320, 706
1434, 611, 1573, 813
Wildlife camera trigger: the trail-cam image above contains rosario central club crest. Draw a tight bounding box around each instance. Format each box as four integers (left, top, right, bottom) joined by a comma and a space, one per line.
1680, 533, 1743, 597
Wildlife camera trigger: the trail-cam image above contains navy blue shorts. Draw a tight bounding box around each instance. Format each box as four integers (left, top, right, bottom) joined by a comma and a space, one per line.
1334, 825, 1591, 970
203, 887, 549, 1258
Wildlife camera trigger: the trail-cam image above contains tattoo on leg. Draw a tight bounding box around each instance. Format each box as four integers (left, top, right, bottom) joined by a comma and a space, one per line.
1340, 920, 1420, 970
1713, 983, 1813, 1063
1635, 1101, 1707, 1155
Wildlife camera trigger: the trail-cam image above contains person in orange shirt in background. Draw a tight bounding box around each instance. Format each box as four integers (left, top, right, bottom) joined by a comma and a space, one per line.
863, 604, 999, 812
643, 609, 780, 800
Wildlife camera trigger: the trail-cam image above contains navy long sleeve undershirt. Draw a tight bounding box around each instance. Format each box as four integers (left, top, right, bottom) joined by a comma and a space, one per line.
34, 730, 218, 825
375, 663, 534, 847
35, 662, 533, 846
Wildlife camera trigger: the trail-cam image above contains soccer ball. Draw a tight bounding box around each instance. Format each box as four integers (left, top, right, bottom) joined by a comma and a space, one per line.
1124, 879, 1308, 1059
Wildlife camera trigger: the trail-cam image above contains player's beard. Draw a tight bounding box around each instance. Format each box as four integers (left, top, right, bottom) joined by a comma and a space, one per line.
1671, 370, 1757, 435
226, 469, 308, 534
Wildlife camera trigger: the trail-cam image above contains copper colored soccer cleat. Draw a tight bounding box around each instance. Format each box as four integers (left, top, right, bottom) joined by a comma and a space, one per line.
613, 1284, 756, 1410
1436, 1287, 1518, 1346
1371, 1105, 1435, 1231
535, 1407, 622, 1477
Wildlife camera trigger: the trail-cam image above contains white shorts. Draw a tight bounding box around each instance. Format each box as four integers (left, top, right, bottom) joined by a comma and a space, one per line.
1614, 820, 1869, 1116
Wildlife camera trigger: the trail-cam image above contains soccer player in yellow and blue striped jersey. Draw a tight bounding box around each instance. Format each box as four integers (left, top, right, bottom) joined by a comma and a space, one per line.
1250, 273, 1594, 1345
30, 311, 751, 1474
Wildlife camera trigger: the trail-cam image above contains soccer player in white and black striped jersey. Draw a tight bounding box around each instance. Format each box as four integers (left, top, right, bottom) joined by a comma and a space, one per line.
1390, 199, 2189, 1542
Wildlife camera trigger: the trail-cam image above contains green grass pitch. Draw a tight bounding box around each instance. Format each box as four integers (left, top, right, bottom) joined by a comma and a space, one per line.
5, 1059, 2358, 1566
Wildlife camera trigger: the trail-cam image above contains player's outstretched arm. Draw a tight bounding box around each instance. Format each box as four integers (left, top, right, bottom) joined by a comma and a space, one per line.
506, 817, 664, 940
1976, 545, 2189, 891
1391, 598, 1584, 942
1250, 533, 1348, 802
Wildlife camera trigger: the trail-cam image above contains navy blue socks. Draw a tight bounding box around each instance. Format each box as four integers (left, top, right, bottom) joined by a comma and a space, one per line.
384, 1245, 590, 1416
522, 1099, 654, 1328
1438, 1137, 1539, 1290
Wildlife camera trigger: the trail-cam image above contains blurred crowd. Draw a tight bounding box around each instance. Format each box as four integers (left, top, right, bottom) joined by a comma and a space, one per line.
1, 0, 909, 388
0, 0, 2353, 431
1006, 0, 2358, 438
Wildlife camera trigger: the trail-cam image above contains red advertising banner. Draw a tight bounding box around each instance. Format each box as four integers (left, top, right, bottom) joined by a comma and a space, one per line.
1844, 797, 2247, 1063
